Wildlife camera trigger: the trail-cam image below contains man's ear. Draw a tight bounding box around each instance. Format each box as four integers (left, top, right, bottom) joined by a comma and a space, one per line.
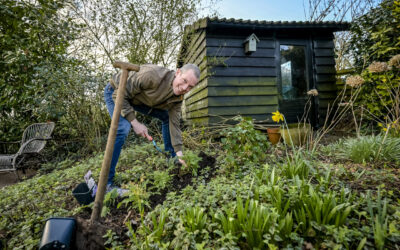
175, 68, 181, 76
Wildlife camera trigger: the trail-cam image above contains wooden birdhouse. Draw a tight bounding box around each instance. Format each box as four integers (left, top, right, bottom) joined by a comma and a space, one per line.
243, 33, 259, 54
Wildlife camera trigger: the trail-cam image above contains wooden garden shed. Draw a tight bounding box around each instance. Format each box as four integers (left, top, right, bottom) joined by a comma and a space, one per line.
177, 17, 349, 127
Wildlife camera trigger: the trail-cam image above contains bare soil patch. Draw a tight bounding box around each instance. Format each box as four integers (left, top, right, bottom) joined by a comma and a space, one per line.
0, 169, 37, 189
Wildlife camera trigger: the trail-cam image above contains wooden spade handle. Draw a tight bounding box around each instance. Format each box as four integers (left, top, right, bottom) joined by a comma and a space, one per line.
91, 61, 139, 223
113, 61, 140, 72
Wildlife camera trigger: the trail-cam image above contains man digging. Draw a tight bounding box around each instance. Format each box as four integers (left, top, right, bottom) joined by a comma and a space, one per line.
103, 64, 200, 194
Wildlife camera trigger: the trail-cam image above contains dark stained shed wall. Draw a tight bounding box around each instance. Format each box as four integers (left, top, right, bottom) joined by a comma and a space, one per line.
180, 19, 347, 126
184, 32, 339, 125
184, 34, 279, 124
180, 28, 208, 123
312, 33, 338, 125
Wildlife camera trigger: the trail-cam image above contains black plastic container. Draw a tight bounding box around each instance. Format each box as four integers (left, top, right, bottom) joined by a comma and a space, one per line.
39, 217, 76, 250
72, 182, 94, 205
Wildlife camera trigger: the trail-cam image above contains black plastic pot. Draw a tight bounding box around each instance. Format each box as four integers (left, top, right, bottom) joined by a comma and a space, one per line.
72, 182, 94, 205
39, 217, 76, 250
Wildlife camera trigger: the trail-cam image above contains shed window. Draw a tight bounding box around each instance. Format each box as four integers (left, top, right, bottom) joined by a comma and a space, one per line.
280, 45, 307, 101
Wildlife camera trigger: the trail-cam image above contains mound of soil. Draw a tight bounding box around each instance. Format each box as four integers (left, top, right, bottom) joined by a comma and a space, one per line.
74, 198, 132, 249
150, 151, 216, 208
198, 151, 217, 182
75, 217, 108, 250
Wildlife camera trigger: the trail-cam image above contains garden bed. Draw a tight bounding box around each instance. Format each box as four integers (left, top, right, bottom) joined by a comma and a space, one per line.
0, 121, 399, 249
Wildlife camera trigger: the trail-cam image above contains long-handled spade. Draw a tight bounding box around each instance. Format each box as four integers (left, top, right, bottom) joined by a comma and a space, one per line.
90, 61, 140, 224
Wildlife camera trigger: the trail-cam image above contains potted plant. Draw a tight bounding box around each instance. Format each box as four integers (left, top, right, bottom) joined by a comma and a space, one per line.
267, 111, 284, 144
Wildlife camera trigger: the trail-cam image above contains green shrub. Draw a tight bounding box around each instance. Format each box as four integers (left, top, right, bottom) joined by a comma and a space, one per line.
348, 0, 400, 125
219, 116, 270, 171
349, 0, 400, 70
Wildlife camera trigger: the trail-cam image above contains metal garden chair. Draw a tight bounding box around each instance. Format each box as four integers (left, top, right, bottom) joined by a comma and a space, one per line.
0, 122, 55, 179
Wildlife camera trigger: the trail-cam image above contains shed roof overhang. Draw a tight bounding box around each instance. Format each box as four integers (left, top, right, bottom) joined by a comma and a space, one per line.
177, 17, 350, 67
188, 17, 350, 33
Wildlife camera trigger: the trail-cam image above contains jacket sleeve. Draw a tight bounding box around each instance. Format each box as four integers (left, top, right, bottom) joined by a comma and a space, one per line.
168, 102, 183, 152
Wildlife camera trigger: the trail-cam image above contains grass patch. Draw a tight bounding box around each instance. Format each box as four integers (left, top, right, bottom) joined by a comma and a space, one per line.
329, 135, 400, 165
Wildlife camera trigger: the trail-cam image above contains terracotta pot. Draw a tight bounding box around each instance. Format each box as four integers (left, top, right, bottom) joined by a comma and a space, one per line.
267, 127, 281, 145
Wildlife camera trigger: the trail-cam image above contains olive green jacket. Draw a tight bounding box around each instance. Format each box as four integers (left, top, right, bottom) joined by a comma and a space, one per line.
110, 64, 183, 152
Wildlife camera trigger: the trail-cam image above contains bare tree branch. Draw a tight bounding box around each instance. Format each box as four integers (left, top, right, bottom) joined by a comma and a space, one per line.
304, 0, 380, 21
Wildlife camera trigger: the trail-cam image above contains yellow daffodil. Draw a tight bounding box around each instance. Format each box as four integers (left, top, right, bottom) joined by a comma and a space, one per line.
271, 111, 284, 123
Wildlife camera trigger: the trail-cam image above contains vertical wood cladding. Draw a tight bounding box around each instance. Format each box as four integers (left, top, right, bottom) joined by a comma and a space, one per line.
312, 37, 337, 125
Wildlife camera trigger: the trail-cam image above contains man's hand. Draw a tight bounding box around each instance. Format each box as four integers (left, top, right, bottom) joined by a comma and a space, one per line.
176, 151, 187, 167
131, 119, 152, 141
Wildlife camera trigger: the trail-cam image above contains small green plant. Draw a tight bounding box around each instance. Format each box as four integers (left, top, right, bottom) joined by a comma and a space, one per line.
314, 165, 334, 191
254, 164, 280, 186
150, 170, 172, 192
266, 184, 290, 216
101, 189, 119, 217
181, 206, 207, 233
140, 208, 169, 246
281, 152, 312, 180
118, 182, 150, 217
103, 229, 124, 249
39, 158, 76, 174
277, 212, 295, 242
215, 197, 279, 248
367, 189, 390, 250
180, 150, 201, 176
214, 207, 238, 237
237, 198, 278, 248
294, 186, 354, 234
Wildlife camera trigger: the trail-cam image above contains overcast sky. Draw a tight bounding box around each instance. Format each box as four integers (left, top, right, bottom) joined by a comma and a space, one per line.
214, 0, 308, 21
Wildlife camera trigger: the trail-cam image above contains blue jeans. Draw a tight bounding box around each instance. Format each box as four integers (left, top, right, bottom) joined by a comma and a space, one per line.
104, 83, 175, 184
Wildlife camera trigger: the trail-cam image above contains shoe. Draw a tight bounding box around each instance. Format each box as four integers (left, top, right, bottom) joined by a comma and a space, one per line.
106, 184, 129, 197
